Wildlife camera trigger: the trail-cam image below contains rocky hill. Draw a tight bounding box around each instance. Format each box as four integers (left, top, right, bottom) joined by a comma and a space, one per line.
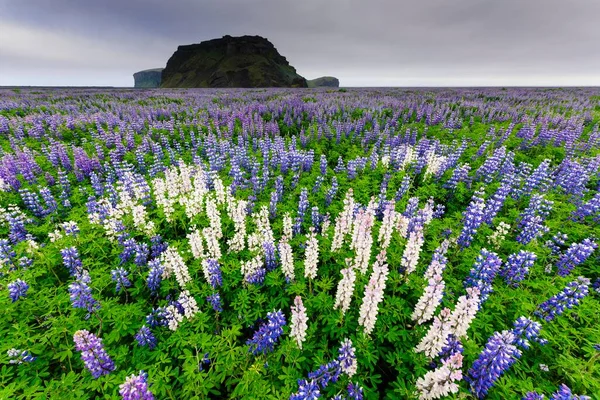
160, 35, 307, 88
307, 76, 339, 88
133, 69, 163, 88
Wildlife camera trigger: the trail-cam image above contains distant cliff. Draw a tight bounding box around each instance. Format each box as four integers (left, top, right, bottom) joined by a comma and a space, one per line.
133, 69, 163, 88
307, 76, 339, 88
160, 35, 307, 88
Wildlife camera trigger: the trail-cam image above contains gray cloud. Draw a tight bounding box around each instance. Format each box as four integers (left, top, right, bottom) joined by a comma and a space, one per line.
1, 0, 599, 86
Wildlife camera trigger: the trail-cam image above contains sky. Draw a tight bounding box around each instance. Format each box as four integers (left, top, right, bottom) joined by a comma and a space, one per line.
1, 0, 600, 87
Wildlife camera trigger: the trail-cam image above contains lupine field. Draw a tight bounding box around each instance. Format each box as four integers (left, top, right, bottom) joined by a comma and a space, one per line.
1, 87, 599, 400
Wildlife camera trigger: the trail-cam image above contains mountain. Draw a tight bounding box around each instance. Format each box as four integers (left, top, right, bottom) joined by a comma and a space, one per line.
133, 69, 163, 88
307, 76, 339, 88
160, 35, 307, 88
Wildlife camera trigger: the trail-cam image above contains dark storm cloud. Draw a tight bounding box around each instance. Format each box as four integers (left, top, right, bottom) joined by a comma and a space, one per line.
1, 0, 599, 86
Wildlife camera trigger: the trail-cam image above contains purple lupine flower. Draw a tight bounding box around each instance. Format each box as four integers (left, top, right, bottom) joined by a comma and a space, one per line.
500, 250, 537, 287
535, 277, 590, 322
555, 239, 597, 277
150, 235, 167, 259
263, 242, 277, 272
438, 334, 464, 363
347, 382, 364, 400
516, 194, 553, 245
546, 232, 568, 256
294, 188, 310, 235
308, 361, 342, 390
111, 267, 131, 293
444, 163, 471, 190
465, 248, 502, 304
134, 243, 149, 266
466, 330, 522, 399
203, 258, 222, 288
325, 177, 338, 207
7, 348, 36, 364
120, 238, 137, 265
61, 247, 83, 277
69, 270, 100, 319
246, 310, 286, 355
135, 326, 157, 349
523, 393, 545, 400
483, 175, 513, 225
19, 188, 44, 217
512, 316, 546, 349
198, 352, 211, 371
119, 371, 154, 400
522, 159, 551, 197
269, 191, 278, 220
8, 279, 29, 302
458, 188, 486, 248
0, 239, 16, 268
73, 330, 115, 379
146, 259, 164, 294
207, 292, 222, 312
290, 379, 321, 400
320, 154, 328, 175
19, 256, 33, 269
573, 192, 600, 221
145, 307, 169, 328
549, 384, 590, 400
337, 338, 357, 377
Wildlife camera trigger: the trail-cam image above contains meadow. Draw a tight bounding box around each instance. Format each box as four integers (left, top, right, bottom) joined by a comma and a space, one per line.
0, 87, 599, 399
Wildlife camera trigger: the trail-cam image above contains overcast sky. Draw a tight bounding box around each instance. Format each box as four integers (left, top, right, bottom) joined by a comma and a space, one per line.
1, 0, 599, 87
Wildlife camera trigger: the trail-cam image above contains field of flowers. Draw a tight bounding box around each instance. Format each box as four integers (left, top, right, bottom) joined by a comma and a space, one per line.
0, 87, 599, 399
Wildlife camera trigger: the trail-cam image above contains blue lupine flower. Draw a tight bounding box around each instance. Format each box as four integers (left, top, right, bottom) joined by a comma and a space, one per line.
247, 310, 286, 355
465, 248, 502, 304
60, 247, 82, 277
458, 188, 486, 248
135, 326, 157, 350
7, 348, 36, 364
466, 330, 522, 399
8, 279, 29, 302
111, 267, 131, 293
207, 293, 222, 312
556, 239, 597, 277
205, 259, 222, 288
69, 270, 100, 319
73, 330, 115, 379
146, 259, 164, 294
549, 384, 590, 400
512, 316, 546, 349
290, 379, 321, 400
535, 277, 590, 322
500, 250, 537, 287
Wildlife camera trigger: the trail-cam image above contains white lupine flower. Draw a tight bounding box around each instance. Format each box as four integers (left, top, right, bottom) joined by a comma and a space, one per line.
203, 227, 221, 261
415, 307, 455, 358
377, 202, 396, 250
180, 188, 204, 220
358, 251, 389, 335
279, 236, 295, 281
152, 177, 175, 222
449, 287, 480, 338
165, 304, 184, 331
25, 238, 39, 253
488, 221, 511, 249
424, 152, 448, 180
412, 274, 445, 325
178, 290, 199, 319
424, 241, 451, 279
303, 227, 319, 279
415, 353, 463, 400
321, 213, 331, 236
283, 212, 293, 240
0, 178, 10, 192
227, 198, 247, 252
212, 175, 227, 205
160, 246, 191, 288
333, 263, 356, 315
290, 296, 308, 349
205, 196, 222, 239
331, 189, 355, 252
241, 254, 263, 283
187, 229, 205, 259
49, 229, 63, 242
395, 214, 410, 238
350, 200, 375, 274
247, 206, 275, 253
401, 145, 416, 169
401, 225, 425, 276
